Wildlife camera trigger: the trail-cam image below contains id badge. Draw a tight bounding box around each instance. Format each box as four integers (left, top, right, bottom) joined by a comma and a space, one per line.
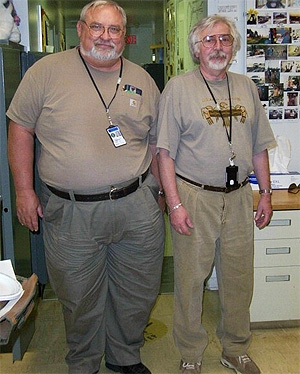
106, 125, 127, 148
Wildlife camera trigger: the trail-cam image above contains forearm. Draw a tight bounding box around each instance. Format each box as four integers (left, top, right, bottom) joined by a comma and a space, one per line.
157, 148, 180, 208
253, 149, 273, 228
149, 143, 163, 190
252, 149, 271, 192
158, 148, 193, 235
8, 121, 43, 231
8, 121, 35, 194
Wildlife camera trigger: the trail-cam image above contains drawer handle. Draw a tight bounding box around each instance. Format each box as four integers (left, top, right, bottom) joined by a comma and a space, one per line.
266, 247, 291, 255
268, 219, 291, 227
266, 275, 290, 282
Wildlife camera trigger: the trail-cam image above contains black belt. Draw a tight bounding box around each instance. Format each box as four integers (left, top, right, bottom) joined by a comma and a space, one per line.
176, 173, 249, 193
46, 169, 149, 202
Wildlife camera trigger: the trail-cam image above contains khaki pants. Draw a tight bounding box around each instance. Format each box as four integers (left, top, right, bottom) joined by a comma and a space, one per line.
40, 174, 165, 374
172, 177, 254, 363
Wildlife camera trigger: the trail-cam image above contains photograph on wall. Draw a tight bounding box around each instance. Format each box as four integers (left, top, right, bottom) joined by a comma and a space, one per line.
285, 91, 299, 106
257, 12, 273, 24
247, 59, 265, 72
269, 108, 283, 120
247, 9, 258, 24
247, 72, 265, 85
281, 60, 299, 72
256, 0, 286, 9
284, 107, 298, 119
268, 83, 284, 106
265, 44, 287, 59
247, 44, 266, 57
288, 44, 300, 57
273, 11, 288, 23
286, 75, 300, 90
265, 60, 281, 83
258, 84, 269, 100
269, 27, 291, 43
247, 26, 270, 44
289, 11, 300, 24
292, 26, 300, 43
288, 0, 300, 7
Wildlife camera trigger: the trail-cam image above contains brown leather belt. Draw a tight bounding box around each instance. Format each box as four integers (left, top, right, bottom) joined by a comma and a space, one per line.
46, 169, 149, 202
176, 173, 249, 193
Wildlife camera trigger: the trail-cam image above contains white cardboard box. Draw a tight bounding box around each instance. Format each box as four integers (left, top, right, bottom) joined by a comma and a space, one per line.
250, 172, 300, 190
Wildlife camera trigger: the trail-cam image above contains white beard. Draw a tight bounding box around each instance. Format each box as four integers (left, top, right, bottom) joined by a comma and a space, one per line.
208, 51, 229, 70
80, 43, 123, 61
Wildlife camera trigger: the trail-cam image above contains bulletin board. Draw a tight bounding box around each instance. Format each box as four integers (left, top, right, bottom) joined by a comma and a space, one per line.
246, 0, 300, 123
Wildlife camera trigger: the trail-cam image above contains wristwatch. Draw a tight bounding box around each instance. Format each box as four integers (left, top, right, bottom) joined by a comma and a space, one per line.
158, 190, 165, 197
259, 189, 272, 194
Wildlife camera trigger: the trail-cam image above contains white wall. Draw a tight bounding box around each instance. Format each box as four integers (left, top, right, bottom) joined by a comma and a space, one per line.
13, 0, 30, 50
123, 25, 153, 66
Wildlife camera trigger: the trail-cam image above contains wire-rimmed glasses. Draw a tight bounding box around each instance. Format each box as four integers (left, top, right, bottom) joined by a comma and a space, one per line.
81, 21, 124, 38
195, 34, 234, 48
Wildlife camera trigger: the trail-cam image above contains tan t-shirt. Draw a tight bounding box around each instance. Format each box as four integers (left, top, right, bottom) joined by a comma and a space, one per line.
7, 48, 160, 191
157, 69, 276, 187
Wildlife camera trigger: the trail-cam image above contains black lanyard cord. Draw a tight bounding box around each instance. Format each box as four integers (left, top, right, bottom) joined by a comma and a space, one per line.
78, 48, 123, 113
200, 70, 232, 144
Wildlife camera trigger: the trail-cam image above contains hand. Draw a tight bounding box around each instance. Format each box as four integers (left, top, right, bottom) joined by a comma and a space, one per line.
169, 205, 194, 235
15, 189, 43, 232
254, 194, 272, 229
158, 195, 166, 213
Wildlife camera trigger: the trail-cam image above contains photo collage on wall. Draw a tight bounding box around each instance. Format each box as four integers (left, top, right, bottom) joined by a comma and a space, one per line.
246, 0, 300, 122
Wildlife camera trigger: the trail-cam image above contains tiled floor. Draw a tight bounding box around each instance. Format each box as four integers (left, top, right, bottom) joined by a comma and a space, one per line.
1, 258, 300, 374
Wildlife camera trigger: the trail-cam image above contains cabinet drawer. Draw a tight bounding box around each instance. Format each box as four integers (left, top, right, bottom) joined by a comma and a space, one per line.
254, 210, 300, 240
250, 266, 300, 322
254, 239, 300, 267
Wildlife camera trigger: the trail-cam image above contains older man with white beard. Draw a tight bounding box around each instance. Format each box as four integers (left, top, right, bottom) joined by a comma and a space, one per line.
7, 1, 165, 373
156, 15, 276, 374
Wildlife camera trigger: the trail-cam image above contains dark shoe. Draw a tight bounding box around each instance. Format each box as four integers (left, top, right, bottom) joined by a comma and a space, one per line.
105, 362, 151, 374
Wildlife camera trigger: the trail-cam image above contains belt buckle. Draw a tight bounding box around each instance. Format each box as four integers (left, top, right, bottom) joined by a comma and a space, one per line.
225, 184, 240, 193
109, 186, 118, 200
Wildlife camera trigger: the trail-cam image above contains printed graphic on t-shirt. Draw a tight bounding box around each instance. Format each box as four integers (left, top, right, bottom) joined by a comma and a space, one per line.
201, 102, 247, 126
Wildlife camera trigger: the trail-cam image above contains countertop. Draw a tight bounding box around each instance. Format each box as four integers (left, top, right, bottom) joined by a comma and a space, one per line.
253, 189, 300, 211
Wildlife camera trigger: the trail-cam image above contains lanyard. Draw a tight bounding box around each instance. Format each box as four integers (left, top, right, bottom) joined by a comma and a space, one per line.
200, 71, 235, 164
78, 48, 123, 126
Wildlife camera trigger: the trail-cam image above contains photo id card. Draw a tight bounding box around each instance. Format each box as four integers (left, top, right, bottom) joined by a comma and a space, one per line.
106, 125, 127, 147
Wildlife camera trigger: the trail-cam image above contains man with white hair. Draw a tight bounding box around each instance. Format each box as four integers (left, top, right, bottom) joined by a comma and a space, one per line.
157, 14, 276, 374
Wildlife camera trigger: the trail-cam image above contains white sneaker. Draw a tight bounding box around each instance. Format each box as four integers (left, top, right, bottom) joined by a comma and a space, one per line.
179, 360, 201, 374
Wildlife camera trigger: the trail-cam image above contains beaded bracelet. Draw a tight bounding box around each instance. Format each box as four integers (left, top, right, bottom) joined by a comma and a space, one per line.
168, 203, 182, 215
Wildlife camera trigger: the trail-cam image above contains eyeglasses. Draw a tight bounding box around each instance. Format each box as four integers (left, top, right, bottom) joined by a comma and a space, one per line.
288, 183, 300, 194
81, 21, 124, 38
195, 34, 234, 48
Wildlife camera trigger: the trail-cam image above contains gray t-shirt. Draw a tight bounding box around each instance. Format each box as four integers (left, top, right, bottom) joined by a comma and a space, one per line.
7, 48, 160, 191
157, 68, 276, 187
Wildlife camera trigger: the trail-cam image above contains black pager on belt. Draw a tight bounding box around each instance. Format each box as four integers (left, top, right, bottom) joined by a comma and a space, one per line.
226, 165, 239, 188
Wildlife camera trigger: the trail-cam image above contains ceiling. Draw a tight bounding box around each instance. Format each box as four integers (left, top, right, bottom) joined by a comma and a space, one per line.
54, 0, 164, 28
